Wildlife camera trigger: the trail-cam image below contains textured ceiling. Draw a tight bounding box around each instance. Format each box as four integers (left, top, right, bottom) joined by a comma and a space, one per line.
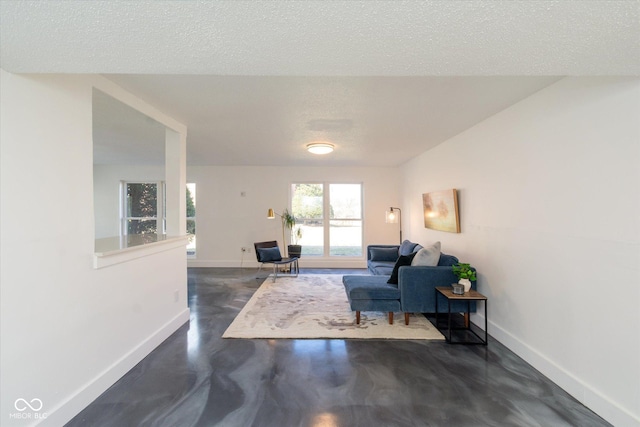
1, 1, 638, 167
102, 75, 561, 166
1, 1, 638, 75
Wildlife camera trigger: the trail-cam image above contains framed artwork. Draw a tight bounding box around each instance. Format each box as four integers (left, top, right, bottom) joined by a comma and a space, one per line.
422, 189, 460, 233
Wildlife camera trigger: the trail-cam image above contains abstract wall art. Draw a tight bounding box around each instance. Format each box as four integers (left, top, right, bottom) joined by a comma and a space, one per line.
422, 189, 460, 233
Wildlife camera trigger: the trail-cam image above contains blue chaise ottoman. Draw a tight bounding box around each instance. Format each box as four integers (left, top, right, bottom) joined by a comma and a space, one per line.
342, 275, 401, 324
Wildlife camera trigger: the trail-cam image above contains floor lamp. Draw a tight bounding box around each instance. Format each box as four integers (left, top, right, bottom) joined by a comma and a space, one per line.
267, 208, 287, 256
386, 207, 402, 244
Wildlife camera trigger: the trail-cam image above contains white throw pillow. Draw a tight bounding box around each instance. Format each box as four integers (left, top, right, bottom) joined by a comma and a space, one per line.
411, 242, 441, 266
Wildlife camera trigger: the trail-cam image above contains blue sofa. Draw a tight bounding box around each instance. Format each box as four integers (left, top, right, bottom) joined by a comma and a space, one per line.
366, 240, 424, 275
343, 240, 476, 325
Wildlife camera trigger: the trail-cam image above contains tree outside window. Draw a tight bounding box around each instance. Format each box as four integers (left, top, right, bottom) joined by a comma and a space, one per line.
123, 181, 197, 256
123, 182, 162, 235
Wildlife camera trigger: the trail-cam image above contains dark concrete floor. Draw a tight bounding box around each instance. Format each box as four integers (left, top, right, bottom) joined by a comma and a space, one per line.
66, 268, 610, 427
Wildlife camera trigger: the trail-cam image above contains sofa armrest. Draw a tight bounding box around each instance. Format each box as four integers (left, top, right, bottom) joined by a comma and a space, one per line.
398, 266, 477, 313
366, 244, 400, 261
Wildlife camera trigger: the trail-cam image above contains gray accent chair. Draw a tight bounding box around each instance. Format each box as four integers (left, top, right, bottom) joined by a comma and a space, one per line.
254, 241, 299, 282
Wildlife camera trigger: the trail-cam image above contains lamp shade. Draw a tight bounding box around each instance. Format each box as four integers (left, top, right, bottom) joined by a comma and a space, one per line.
267, 208, 275, 219
386, 209, 398, 223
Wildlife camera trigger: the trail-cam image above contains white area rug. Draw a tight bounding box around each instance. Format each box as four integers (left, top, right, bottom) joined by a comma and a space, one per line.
223, 274, 444, 340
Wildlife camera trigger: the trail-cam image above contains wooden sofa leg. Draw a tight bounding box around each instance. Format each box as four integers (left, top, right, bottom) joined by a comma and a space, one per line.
388, 312, 394, 325
464, 313, 470, 328
404, 313, 410, 325
356, 311, 360, 324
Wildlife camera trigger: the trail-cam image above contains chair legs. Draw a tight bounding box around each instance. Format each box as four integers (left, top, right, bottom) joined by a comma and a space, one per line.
404, 312, 410, 325
356, 311, 360, 324
259, 260, 298, 283
388, 312, 393, 324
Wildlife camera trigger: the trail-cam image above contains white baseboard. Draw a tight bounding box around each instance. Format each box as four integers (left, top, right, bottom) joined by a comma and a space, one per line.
38, 308, 190, 427
474, 313, 640, 427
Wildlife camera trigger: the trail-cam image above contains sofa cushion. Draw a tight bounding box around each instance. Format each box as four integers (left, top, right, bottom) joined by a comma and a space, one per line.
438, 252, 459, 266
343, 275, 400, 300
412, 241, 441, 266
399, 240, 418, 256
368, 261, 396, 276
369, 247, 399, 262
387, 252, 417, 284
257, 247, 282, 262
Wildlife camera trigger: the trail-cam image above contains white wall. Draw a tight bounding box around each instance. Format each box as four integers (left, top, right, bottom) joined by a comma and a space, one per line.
96, 164, 400, 267
401, 77, 640, 427
0, 71, 189, 426
187, 165, 400, 268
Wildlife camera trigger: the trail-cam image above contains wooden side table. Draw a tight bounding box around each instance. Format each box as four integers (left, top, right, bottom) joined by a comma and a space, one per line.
435, 286, 488, 345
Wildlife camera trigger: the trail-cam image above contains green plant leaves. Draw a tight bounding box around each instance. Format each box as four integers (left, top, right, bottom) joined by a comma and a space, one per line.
452, 262, 477, 281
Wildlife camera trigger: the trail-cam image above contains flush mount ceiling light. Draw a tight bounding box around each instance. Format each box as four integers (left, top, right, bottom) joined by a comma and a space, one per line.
306, 142, 334, 155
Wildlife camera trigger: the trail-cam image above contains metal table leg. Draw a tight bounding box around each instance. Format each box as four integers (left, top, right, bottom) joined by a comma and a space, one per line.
447, 298, 452, 342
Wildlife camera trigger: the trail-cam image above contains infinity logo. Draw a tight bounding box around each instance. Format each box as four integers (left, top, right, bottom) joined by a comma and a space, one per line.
14, 398, 43, 412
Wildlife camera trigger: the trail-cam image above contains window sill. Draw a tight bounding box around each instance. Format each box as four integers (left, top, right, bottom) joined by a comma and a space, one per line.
94, 234, 189, 269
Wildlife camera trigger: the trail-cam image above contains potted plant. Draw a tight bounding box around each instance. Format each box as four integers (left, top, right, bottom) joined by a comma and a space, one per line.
452, 263, 477, 293
282, 209, 303, 258
289, 226, 303, 258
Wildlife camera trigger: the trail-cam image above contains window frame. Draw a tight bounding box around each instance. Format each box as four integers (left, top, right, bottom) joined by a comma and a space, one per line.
327, 183, 364, 257
290, 181, 364, 258
186, 182, 196, 258
120, 181, 165, 236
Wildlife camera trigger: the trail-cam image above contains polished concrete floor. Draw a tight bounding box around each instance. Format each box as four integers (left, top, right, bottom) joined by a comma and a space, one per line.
67, 268, 610, 427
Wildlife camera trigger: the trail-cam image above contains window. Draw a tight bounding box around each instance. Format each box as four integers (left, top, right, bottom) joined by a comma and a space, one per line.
292, 184, 324, 256
291, 183, 363, 257
329, 184, 362, 256
186, 183, 196, 257
121, 182, 165, 235
121, 182, 195, 255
